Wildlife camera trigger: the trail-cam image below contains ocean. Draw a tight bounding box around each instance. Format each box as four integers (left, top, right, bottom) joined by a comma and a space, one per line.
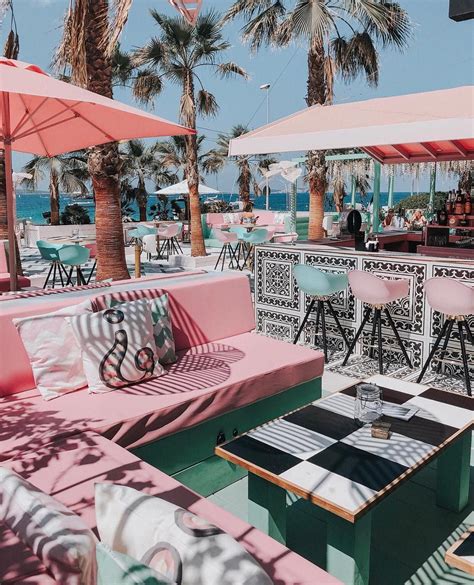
16, 190, 414, 225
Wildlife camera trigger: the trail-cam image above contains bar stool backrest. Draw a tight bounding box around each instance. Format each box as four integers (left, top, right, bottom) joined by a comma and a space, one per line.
348, 269, 409, 305
37, 240, 62, 261
294, 264, 348, 297
158, 223, 180, 239
58, 245, 90, 267
214, 229, 238, 243
424, 277, 474, 317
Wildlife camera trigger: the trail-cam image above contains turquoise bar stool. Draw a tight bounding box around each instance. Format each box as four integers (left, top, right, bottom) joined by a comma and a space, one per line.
37, 240, 67, 289
58, 245, 90, 286
293, 264, 349, 362
239, 228, 271, 271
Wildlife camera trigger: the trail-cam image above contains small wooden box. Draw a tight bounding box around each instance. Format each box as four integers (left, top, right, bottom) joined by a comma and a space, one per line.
371, 420, 391, 440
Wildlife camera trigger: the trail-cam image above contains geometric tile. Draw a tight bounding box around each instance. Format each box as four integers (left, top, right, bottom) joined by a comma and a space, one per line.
307, 442, 407, 492
284, 404, 359, 440
341, 425, 435, 467
280, 460, 378, 512
249, 419, 337, 460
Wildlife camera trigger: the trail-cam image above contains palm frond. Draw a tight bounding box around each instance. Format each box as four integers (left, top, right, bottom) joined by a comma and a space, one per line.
223, 0, 279, 23
106, 0, 133, 56
333, 31, 378, 86
197, 89, 219, 117
54, 0, 88, 85
240, 2, 286, 51
132, 68, 163, 104
216, 61, 249, 80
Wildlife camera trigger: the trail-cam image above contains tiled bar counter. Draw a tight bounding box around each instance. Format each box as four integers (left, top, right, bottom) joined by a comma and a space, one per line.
255, 242, 474, 380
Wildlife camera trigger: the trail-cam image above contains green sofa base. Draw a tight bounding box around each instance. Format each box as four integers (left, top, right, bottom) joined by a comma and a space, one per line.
132, 377, 321, 495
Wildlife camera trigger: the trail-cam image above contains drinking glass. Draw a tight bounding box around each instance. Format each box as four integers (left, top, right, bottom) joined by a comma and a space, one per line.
354, 383, 383, 426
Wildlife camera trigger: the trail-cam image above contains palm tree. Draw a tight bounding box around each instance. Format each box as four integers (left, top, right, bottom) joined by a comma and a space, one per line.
132, 10, 248, 256
56, 0, 133, 281
21, 152, 89, 225
205, 124, 274, 205
224, 0, 412, 239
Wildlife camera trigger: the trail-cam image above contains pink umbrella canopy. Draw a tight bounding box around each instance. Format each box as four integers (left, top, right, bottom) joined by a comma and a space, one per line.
0, 58, 194, 290
168, 0, 203, 25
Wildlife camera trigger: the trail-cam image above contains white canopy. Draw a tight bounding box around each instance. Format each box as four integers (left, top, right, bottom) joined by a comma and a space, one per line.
228, 86, 474, 164
154, 180, 220, 195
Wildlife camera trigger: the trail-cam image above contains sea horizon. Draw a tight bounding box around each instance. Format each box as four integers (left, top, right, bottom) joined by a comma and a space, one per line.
16, 189, 423, 225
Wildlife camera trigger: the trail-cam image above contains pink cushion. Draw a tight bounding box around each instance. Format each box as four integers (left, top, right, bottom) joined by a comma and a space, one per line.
205, 213, 226, 226
0, 274, 31, 292
4, 432, 340, 585
0, 333, 324, 460
0, 271, 220, 397
0, 522, 52, 584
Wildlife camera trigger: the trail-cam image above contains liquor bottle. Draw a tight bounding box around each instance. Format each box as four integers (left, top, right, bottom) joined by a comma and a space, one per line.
454, 190, 464, 215
445, 194, 452, 215
464, 191, 471, 215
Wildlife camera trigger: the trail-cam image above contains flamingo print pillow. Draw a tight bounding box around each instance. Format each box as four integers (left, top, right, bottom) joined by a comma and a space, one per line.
67, 299, 164, 394
95, 484, 272, 585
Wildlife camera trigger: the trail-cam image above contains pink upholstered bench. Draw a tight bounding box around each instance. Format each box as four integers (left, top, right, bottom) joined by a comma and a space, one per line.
1, 431, 341, 585
0, 272, 324, 462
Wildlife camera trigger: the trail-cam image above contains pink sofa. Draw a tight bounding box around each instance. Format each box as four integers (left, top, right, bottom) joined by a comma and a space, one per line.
0, 239, 30, 292
1, 431, 340, 585
0, 271, 331, 584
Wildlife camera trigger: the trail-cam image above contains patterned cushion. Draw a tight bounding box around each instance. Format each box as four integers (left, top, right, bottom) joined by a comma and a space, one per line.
0, 467, 97, 585
96, 484, 272, 585
97, 543, 174, 585
67, 299, 164, 394
107, 295, 177, 365
13, 300, 92, 400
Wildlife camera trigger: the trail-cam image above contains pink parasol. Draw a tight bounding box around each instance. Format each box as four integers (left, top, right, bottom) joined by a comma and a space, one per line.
0, 58, 194, 290
168, 0, 202, 25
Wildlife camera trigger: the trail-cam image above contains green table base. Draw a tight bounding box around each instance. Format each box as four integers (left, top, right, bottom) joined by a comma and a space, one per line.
436, 431, 471, 512
248, 472, 287, 544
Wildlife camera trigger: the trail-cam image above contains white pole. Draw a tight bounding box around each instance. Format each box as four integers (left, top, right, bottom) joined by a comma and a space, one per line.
260, 83, 271, 211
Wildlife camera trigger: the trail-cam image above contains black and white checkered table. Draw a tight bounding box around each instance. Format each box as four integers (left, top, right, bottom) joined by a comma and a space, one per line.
445, 527, 474, 576
216, 375, 474, 585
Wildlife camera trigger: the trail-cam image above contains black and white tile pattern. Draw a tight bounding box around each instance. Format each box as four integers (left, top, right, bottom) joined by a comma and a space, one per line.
219, 375, 473, 518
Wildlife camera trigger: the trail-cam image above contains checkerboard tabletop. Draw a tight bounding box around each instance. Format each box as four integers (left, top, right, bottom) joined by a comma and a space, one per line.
445, 527, 474, 576
216, 375, 474, 522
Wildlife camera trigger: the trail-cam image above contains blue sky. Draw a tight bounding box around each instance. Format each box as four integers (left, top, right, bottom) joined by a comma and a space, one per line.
7, 0, 474, 193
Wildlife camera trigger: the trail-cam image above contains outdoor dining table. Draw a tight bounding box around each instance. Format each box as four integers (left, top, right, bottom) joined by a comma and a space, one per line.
47, 235, 96, 246
216, 375, 473, 585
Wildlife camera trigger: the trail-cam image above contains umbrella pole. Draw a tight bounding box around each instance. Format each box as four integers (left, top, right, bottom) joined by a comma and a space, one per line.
2, 92, 17, 292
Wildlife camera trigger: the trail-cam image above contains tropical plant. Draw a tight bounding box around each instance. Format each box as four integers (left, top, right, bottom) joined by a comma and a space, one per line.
204, 124, 275, 205
56, 0, 133, 281
21, 152, 89, 225
154, 135, 213, 182
397, 192, 447, 211
132, 10, 248, 256
119, 139, 176, 221
61, 204, 91, 225
224, 0, 412, 239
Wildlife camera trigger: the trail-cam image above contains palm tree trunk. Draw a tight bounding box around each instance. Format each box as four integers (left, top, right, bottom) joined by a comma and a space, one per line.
240, 160, 251, 204
136, 177, 148, 222
183, 73, 206, 257
50, 168, 60, 225
306, 38, 327, 241
84, 0, 129, 281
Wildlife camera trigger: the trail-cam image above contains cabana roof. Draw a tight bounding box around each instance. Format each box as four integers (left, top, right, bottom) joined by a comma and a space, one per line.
228, 86, 474, 164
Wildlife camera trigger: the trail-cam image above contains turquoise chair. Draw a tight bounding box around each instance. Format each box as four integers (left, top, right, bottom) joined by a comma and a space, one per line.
238, 228, 271, 272
293, 264, 349, 362
58, 245, 90, 286
37, 240, 67, 289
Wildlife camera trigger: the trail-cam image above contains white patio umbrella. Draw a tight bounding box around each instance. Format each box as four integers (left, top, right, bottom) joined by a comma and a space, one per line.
154, 180, 219, 195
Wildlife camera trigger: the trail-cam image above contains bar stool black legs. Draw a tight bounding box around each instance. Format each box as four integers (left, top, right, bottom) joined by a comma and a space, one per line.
342, 306, 413, 374
418, 316, 472, 396
293, 298, 349, 363
214, 242, 239, 271
43, 260, 68, 289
